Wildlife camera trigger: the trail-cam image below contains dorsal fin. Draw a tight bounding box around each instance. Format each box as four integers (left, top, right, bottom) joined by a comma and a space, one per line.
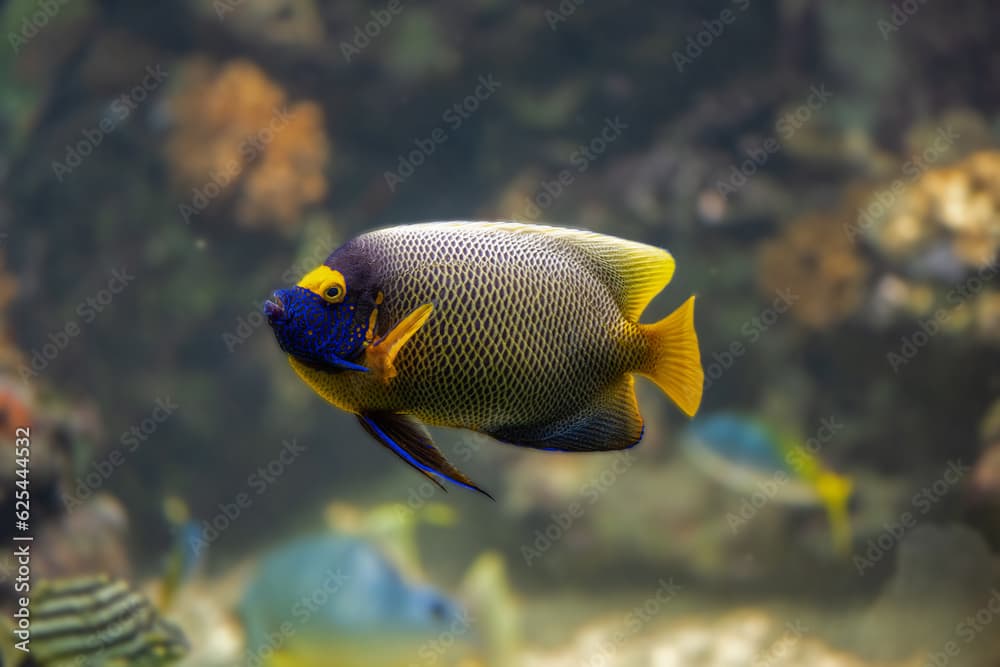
375, 221, 675, 321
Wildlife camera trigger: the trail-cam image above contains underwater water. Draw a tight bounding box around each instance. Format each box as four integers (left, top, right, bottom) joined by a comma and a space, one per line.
2, 0, 1000, 665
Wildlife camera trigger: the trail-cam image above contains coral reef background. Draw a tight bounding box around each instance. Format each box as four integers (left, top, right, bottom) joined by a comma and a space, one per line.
1, 0, 999, 665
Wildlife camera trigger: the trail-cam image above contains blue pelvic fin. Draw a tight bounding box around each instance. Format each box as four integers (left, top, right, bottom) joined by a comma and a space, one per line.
294, 353, 369, 373
357, 412, 494, 500
324, 355, 370, 373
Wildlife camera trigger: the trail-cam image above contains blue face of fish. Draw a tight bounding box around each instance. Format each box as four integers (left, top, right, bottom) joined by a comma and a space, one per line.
264, 265, 375, 372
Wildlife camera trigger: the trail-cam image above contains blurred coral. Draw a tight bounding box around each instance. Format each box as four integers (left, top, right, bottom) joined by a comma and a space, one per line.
757, 215, 871, 329
164, 57, 330, 229
235, 100, 329, 228
863, 150, 1000, 270
522, 609, 922, 667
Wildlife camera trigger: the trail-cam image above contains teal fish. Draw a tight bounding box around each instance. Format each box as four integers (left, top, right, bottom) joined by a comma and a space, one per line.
682, 413, 853, 554
238, 534, 472, 667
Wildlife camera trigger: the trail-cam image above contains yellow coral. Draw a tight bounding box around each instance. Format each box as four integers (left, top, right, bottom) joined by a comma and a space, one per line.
758, 215, 871, 329
866, 150, 1000, 268
236, 101, 329, 228
165, 58, 330, 229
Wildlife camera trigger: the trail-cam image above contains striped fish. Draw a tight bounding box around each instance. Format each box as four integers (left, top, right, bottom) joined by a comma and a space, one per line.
19, 576, 188, 667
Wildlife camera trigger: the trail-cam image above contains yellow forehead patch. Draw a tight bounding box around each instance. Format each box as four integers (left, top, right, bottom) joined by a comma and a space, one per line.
297, 266, 346, 298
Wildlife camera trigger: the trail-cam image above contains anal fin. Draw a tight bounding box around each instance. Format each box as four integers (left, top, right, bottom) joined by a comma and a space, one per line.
358, 411, 493, 499
490, 376, 644, 451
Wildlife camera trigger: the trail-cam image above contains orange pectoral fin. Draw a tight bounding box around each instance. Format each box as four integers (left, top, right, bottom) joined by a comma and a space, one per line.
367, 303, 433, 383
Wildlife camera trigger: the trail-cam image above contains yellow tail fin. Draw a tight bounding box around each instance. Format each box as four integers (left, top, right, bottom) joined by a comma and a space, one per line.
638, 295, 703, 417
816, 472, 853, 557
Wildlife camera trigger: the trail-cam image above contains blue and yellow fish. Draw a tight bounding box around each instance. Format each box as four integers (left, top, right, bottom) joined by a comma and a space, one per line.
264, 221, 704, 496
238, 534, 471, 667
681, 413, 853, 555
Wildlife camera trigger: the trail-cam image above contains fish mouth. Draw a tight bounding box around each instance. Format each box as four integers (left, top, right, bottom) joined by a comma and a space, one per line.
263, 292, 286, 322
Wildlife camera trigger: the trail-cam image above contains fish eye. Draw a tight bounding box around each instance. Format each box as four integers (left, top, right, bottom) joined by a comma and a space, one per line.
323, 285, 344, 303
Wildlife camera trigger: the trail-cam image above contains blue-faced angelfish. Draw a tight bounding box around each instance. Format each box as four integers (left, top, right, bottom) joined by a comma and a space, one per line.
264, 221, 704, 497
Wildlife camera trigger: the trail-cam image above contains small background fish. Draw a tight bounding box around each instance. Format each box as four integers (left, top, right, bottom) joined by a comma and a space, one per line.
16, 575, 188, 667
238, 533, 474, 667
681, 413, 853, 555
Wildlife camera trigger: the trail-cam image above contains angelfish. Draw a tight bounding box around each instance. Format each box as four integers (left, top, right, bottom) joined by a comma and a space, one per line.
264, 222, 704, 496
